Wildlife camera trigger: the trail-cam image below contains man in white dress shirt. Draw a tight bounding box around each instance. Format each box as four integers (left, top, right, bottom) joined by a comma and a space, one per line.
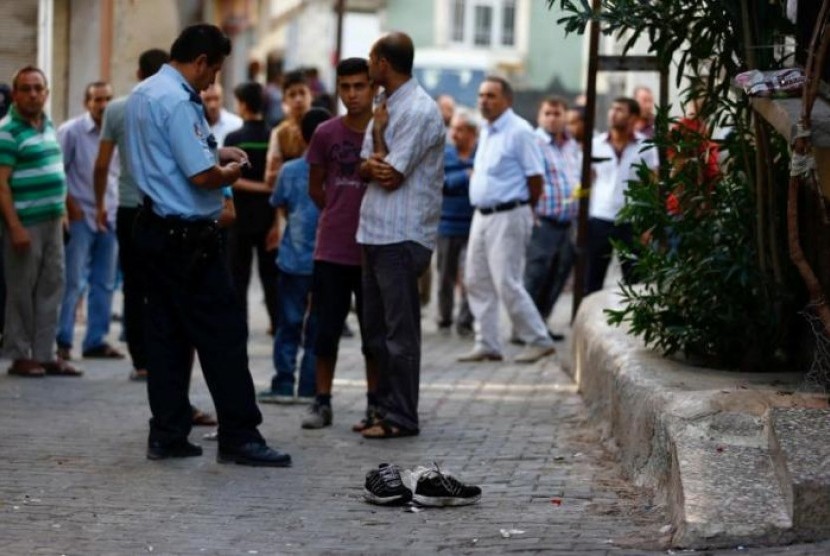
458, 76, 556, 364
586, 96, 658, 294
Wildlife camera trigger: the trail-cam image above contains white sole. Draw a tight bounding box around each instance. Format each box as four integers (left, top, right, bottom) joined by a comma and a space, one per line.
413, 493, 481, 506
363, 488, 410, 505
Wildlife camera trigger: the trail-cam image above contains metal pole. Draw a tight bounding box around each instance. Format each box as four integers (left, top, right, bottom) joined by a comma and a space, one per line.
572, 0, 601, 321
332, 0, 346, 112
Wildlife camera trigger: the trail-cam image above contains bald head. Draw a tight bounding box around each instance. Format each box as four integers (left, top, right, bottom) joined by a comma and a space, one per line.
371, 32, 414, 76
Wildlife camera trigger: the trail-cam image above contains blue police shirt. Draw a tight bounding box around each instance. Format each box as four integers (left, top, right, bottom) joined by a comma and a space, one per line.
125, 64, 223, 219
270, 157, 319, 276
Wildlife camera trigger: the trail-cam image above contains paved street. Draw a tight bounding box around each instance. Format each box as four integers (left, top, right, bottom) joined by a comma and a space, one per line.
1, 282, 829, 555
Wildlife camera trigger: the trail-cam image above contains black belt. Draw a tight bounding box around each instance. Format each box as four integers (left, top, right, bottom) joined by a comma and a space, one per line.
477, 199, 529, 215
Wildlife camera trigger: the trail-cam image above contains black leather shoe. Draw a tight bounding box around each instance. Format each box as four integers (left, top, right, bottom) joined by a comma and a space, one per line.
147, 439, 203, 460
217, 442, 292, 467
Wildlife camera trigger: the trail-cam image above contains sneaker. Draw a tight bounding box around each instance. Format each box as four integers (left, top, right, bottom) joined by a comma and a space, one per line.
258, 389, 295, 405
296, 394, 315, 405
301, 403, 332, 429
412, 462, 481, 507
363, 463, 413, 505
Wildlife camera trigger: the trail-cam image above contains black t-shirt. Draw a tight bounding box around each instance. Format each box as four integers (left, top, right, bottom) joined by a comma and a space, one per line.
224, 120, 274, 233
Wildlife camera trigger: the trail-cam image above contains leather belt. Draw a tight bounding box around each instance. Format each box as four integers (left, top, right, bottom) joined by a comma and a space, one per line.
477, 199, 529, 215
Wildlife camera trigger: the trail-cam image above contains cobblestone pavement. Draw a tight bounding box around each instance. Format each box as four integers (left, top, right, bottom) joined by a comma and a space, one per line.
1, 285, 829, 555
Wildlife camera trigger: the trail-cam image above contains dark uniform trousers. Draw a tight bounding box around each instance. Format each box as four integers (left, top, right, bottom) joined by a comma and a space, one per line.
134, 207, 264, 449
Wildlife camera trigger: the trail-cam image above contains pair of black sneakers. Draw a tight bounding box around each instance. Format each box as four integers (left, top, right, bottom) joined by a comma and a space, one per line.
363, 462, 481, 507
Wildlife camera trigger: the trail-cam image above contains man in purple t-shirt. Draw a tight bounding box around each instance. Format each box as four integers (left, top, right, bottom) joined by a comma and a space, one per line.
300, 57, 380, 430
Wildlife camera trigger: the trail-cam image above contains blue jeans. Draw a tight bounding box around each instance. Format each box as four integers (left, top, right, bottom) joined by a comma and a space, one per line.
272, 271, 316, 397
57, 220, 118, 352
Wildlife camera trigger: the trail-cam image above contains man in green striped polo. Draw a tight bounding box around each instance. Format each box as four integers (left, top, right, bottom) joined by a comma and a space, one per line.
0, 66, 82, 377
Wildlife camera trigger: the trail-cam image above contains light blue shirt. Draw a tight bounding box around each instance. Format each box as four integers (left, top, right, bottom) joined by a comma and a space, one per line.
270, 157, 319, 275
57, 111, 119, 231
101, 96, 141, 208
469, 108, 545, 208
125, 64, 222, 219
358, 77, 445, 250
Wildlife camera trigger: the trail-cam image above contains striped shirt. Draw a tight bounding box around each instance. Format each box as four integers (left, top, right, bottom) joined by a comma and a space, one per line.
0, 105, 66, 225
534, 128, 580, 223
358, 78, 445, 250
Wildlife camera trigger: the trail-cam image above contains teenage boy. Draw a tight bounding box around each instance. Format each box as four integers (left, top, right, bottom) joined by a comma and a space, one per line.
299, 58, 380, 430
224, 82, 278, 332
259, 108, 331, 403
264, 70, 312, 187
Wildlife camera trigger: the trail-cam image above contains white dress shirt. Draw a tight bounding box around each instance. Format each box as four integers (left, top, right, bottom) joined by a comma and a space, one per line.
589, 132, 658, 221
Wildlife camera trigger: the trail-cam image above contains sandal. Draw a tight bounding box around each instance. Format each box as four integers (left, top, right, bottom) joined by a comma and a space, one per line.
82, 343, 125, 359
41, 360, 83, 377
7, 359, 46, 377
352, 406, 381, 433
361, 419, 419, 439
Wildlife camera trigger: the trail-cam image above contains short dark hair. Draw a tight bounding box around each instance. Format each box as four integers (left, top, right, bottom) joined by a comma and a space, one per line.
483, 75, 513, 102
170, 24, 231, 66
301, 107, 331, 143
337, 57, 369, 78
233, 81, 264, 114
372, 32, 414, 75
138, 49, 169, 79
282, 70, 308, 93
613, 96, 641, 117
540, 96, 568, 111
84, 81, 110, 102
11, 66, 48, 90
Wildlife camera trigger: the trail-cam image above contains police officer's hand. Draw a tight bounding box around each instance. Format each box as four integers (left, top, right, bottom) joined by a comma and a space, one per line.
219, 146, 248, 165
9, 224, 31, 253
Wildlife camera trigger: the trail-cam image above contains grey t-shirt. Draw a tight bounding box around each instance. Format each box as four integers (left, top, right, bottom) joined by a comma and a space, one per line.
101, 95, 141, 208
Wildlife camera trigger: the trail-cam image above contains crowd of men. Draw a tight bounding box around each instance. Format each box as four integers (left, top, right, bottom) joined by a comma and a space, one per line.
0, 24, 660, 465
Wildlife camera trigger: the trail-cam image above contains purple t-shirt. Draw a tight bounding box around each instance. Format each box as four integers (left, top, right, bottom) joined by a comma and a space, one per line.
305, 117, 367, 266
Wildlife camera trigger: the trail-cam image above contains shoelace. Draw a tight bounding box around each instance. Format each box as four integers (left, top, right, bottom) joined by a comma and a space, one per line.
374, 464, 403, 488
425, 461, 467, 496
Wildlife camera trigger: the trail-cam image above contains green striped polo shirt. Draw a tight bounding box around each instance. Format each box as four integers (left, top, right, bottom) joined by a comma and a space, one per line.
0, 105, 66, 225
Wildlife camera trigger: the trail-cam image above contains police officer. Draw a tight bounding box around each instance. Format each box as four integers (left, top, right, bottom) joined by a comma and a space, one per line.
125, 24, 291, 467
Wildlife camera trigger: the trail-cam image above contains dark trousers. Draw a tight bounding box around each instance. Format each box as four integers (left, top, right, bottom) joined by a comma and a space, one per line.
586, 217, 635, 295
134, 210, 263, 449
524, 219, 574, 320
435, 235, 473, 329
227, 225, 279, 331
361, 242, 431, 431
312, 260, 366, 359
116, 207, 147, 370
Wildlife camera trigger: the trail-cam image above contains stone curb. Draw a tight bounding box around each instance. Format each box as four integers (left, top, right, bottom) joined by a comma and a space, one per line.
570, 289, 830, 549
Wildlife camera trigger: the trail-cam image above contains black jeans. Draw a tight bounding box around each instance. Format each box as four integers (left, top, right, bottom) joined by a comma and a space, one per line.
227, 225, 279, 331
435, 235, 473, 329
116, 207, 147, 370
134, 209, 264, 449
523, 219, 573, 320
586, 217, 635, 295
361, 242, 431, 431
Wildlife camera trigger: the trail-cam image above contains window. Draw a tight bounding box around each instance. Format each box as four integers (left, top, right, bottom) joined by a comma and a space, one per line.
451, 0, 466, 42
474, 5, 493, 46
449, 0, 518, 48
502, 0, 516, 46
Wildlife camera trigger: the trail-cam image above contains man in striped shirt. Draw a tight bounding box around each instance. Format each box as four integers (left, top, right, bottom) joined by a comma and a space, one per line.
358, 32, 445, 439
523, 97, 580, 340
0, 66, 81, 377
